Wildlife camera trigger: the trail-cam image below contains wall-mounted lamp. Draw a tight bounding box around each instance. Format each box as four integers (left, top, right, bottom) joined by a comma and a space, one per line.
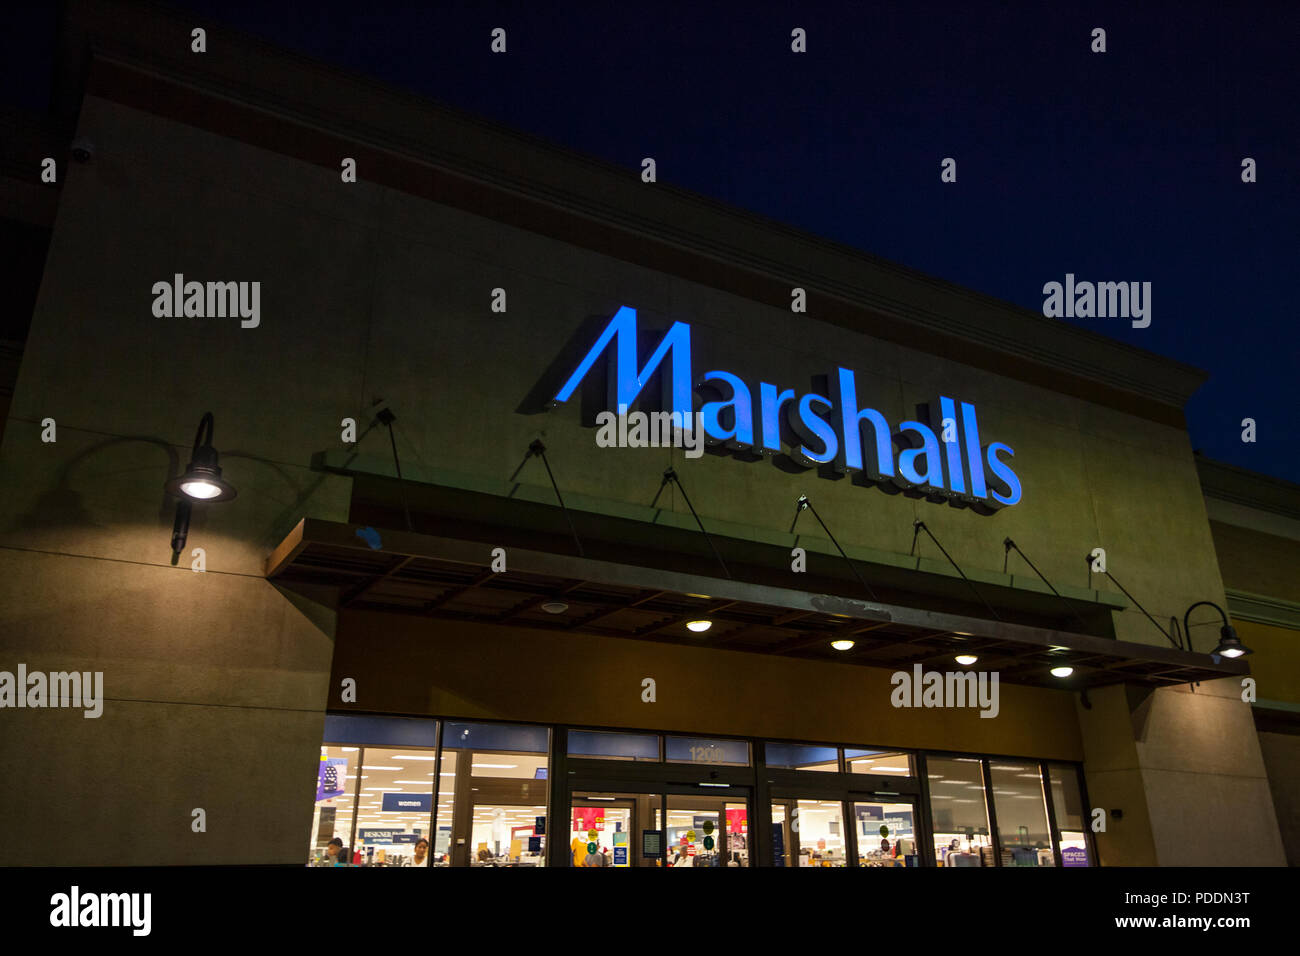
1183, 600, 1253, 660
164, 412, 236, 561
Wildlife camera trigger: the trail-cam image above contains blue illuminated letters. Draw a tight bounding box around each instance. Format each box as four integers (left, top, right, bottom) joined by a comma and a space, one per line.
551, 307, 1022, 510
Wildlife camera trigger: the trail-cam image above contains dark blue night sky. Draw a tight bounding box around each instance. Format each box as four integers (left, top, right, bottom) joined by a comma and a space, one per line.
8, 1, 1298, 482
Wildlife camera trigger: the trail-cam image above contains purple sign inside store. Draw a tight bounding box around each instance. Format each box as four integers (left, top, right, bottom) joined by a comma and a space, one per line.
1061, 846, 1089, 867
316, 757, 348, 802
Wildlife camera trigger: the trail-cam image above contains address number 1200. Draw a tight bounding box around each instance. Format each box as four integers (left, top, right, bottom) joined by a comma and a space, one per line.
689, 746, 726, 764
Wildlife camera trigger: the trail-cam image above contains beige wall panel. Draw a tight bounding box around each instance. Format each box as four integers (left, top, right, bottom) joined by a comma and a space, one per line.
331, 611, 1084, 761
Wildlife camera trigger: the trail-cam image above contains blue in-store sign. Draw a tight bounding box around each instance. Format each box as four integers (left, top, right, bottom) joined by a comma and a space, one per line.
360, 829, 417, 843
884, 812, 914, 836
528, 837, 542, 853
382, 792, 432, 812
613, 847, 628, 865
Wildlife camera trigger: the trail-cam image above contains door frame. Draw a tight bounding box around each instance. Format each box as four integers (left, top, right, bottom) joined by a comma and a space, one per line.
567, 792, 640, 867
562, 774, 755, 867
767, 782, 928, 868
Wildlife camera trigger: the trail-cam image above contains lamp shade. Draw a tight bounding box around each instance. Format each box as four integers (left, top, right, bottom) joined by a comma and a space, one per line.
1184, 601, 1252, 659
1212, 624, 1252, 659
164, 418, 237, 502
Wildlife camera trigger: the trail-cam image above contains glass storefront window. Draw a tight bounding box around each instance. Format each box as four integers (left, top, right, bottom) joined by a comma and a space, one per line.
308, 745, 359, 865
846, 749, 913, 776
765, 742, 838, 771
568, 795, 654, 866
1048, 762, 1092, 866
468, 801, 548, 865
666, 795, 749, 867
444, 721, 550, 866
352, 746, 438, 867
445, 721, 549, 754
771, 799, 846, 866
308, 717, 440, 867
664, 735, 750, 766
308, 720, 1088, 869
323, 714, 437, 749
853, 801, 919, 867
432, 749, 456, 866
988, 761, 1054, 866
927, 756, 994, 866
568, 730, 660, 761
469, 751, 548, 778
572, 803, 630, 866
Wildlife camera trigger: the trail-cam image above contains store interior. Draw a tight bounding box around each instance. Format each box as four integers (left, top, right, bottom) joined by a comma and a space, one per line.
309, 725, 1093, 867
566, 793, 749, 867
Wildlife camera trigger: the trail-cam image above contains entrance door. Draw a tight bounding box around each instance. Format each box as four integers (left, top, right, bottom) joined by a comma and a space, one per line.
851, 798, 921, 867
568, 792, 662, 867
664, 793, 750, 867
566, 789, 752, 867
770, 797, 848, 867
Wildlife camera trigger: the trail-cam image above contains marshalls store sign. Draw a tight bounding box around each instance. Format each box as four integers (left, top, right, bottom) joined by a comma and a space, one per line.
552, 306, 1022, 511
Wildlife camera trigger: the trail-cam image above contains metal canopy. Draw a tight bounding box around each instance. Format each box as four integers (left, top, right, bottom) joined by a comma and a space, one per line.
267, 518, 1248, 690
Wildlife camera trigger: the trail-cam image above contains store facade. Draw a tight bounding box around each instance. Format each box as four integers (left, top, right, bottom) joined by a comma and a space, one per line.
1198, 457, 1300, 866
0, 0, 1286, 866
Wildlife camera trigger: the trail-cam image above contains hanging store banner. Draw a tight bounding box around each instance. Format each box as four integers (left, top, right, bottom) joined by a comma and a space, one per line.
316, 757, 348, 802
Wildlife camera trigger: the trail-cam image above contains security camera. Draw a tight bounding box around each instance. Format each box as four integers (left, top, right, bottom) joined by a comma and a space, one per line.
71, 138, 95, 163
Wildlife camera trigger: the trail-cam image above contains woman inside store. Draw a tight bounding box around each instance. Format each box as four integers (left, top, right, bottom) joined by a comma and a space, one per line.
411, 838, 429, 867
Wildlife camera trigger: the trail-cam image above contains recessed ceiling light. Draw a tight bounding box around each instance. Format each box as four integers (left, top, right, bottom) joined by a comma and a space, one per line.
1050, 666, 1074, 678
831, 639, 855, 651
686, 620, 712, 633
541, 600, 568, 614
955, 654, 978, 665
